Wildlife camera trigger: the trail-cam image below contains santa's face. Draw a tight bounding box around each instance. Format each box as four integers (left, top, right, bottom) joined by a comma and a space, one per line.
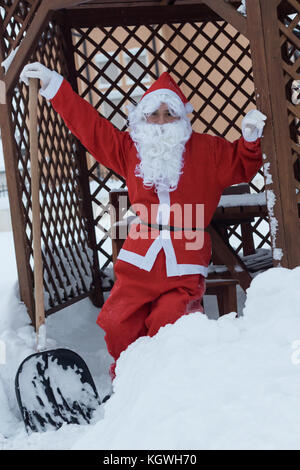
146, 103, 180, 125
129, 100, 192, 192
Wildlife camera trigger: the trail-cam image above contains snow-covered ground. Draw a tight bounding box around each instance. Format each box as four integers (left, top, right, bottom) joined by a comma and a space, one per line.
1, 227, 300, 450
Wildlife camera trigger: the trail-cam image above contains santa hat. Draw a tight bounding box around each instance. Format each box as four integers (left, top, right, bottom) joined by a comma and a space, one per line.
140, 72, 193, 114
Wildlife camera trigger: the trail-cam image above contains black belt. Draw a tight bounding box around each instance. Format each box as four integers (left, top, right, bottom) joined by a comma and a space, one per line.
141, 221, 205, 232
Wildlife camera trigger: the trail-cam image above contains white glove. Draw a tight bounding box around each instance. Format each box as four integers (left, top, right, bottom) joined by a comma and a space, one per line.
242, 109, 267, 142
20, 62, 63, 100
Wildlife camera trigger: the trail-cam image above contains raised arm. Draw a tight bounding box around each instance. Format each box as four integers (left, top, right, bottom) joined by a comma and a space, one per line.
213, 109, 266, 189
20, 62, 129, 178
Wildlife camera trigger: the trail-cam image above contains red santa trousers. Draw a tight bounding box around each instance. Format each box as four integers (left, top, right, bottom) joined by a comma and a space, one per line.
97, 250, 205, 367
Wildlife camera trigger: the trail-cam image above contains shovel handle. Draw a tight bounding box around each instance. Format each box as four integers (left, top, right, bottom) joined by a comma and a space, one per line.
29, 78, 45, 335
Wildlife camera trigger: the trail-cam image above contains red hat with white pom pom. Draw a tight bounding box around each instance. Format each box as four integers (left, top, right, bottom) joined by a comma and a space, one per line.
140, 72, 193, 114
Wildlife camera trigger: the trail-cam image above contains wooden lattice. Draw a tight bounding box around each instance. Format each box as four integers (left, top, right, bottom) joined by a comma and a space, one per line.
69, 17, 269, 269
0, 0, 41, 56
0, 11, 104, 319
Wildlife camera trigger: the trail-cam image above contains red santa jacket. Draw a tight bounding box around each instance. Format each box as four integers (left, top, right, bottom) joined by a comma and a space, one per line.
51, 79, 263, 277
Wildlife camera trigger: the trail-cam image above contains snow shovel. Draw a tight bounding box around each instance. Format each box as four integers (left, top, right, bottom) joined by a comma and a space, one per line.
15, 78, 102, 433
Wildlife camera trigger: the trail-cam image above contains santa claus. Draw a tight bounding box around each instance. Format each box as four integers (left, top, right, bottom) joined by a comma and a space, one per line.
21, 63, 266, 380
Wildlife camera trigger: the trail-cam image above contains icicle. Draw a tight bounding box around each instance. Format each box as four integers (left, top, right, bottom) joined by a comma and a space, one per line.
266, 189, 283, 262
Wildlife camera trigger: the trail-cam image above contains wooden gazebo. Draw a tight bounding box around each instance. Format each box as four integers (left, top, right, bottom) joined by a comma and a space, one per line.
0, 0, 299, 325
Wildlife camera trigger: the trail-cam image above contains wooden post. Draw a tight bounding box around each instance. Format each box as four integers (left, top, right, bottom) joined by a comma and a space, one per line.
260, 0, 300, 267
29, 78, 45, 334
246, 0, 300, 268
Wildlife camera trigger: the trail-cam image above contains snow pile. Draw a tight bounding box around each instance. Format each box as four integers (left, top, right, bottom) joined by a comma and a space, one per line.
1, 227, 300, 449
218, 191, 266, 208
73, 267, 300, 450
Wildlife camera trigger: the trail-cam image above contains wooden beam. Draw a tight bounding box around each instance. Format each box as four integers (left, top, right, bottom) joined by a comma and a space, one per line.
61, 3, 224, 28
50, 0, 98, 9
4, 0, 52, 95
202, 0, 247, 36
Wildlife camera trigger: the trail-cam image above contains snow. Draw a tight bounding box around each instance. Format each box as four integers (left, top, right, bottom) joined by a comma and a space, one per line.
73, 266, 300, 450
218, 192, 266, 208
0, 131, 4, 172
238, 0, 247, 17
1, 45, 19, 74
265, 189, 283, 261
1, 230, 300, 449
263, 161, 273, 186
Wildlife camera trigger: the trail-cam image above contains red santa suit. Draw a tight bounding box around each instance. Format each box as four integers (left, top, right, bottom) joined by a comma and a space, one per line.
50, 73, 263, 377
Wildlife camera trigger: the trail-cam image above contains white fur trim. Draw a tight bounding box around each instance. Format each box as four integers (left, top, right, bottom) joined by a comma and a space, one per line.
39, 71, 64, 100
142, 88, 183, 103
140, 89, 192, 116
156, 190, 170, 225
117, 233, 208, 277
118, 236, 162, 271
185, 102, 193, 113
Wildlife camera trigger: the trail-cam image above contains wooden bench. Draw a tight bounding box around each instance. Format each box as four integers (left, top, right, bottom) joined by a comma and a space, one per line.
205, 279, 238, 316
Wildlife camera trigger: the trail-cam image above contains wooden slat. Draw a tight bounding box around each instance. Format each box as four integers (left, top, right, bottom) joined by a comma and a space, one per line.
283, 0, 300, 14
4, 0, 52, 94
278, 21, 300, 50
62, 23, 104, 308
287, 101, 300, 121
213, 205, 267, 222
202, 0, 247, 36
50, 0, 97, 9
2, 0, 19, 29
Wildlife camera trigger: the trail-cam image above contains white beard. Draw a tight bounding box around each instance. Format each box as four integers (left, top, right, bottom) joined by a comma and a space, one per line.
129, 119, 192, 192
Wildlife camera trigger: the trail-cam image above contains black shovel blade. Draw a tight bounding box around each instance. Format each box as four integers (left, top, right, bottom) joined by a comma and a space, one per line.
15, 348, 102, 433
